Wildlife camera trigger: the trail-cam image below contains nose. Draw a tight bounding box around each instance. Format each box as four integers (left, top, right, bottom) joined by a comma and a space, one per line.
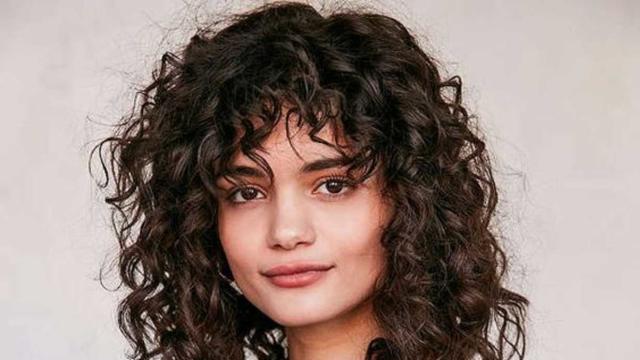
267, 188, 316, 250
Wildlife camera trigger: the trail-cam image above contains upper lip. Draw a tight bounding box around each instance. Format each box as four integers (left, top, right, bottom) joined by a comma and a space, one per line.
262, 262, 333, 277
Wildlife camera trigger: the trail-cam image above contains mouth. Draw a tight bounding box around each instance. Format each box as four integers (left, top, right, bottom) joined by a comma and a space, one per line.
262, 263, 334, 288
265, 268, 333, 288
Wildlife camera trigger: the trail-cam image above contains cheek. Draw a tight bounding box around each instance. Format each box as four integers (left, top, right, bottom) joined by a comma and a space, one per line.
217, 208, 265, 279
319, 193, 388, 272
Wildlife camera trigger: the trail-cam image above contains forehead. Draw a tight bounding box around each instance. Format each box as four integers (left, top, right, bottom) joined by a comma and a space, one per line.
230, 108, 351, 167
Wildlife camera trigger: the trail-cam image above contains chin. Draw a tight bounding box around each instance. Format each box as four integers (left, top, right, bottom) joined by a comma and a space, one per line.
265, 304, 337, 328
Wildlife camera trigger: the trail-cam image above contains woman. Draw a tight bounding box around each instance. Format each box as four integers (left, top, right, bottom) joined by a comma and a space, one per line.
91, 1, 528, 359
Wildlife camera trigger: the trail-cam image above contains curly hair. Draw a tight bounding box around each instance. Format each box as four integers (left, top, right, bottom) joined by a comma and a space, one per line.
90, 1, 528, 359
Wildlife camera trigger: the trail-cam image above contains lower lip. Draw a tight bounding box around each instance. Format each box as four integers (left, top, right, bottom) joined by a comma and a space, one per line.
266, 268, 331, 288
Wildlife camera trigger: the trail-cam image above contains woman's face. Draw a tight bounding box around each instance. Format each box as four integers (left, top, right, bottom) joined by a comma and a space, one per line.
216, 115, 392, 327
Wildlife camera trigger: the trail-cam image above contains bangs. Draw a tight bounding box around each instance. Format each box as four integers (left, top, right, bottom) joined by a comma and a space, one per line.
201, 88, 383, 199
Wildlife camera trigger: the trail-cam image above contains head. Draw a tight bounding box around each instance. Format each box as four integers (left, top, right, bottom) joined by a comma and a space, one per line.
215, 111, 392, 329
92, 1, 527, 360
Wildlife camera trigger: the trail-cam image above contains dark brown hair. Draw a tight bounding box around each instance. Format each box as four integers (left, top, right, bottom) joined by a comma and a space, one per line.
90, 1, 528, 359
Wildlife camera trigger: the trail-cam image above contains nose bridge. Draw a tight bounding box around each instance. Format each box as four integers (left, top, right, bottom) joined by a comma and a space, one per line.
267, 184, 316, 250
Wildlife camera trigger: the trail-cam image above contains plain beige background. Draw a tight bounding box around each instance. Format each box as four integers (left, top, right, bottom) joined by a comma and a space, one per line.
1, 0, 638, 359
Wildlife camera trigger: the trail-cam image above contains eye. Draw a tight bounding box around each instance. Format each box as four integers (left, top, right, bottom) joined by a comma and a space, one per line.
225, 176, 357, 206
315, 176, 356, 198
227, 186, 265, 204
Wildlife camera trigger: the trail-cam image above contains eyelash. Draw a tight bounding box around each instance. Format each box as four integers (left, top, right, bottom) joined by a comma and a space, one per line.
225, 173, 357, 206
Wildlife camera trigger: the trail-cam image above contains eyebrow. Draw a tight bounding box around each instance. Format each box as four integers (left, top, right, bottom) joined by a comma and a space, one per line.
219, 155, 351, 180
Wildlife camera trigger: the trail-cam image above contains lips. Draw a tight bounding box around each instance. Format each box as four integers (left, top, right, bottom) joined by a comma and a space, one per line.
262, 262, 334, 288
262, 263, 333, 277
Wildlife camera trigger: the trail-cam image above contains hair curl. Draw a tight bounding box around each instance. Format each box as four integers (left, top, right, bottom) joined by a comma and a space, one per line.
90, 1, 528, 359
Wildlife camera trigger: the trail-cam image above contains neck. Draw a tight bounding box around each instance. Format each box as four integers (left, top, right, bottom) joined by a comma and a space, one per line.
285, 297, 383, 360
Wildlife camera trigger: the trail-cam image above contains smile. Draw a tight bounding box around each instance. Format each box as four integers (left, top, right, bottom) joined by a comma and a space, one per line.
266, 268, 332, 288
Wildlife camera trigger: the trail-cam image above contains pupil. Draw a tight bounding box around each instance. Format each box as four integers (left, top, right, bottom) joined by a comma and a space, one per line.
326, 181, 343, 193
241, 188, 257, 199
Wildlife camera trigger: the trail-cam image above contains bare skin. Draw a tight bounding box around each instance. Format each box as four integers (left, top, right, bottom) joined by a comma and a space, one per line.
285, 296, 383, 360
217, 108, 392, 359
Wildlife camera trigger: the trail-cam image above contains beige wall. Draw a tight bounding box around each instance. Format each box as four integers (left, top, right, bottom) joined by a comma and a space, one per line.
1, 0, 638, 358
